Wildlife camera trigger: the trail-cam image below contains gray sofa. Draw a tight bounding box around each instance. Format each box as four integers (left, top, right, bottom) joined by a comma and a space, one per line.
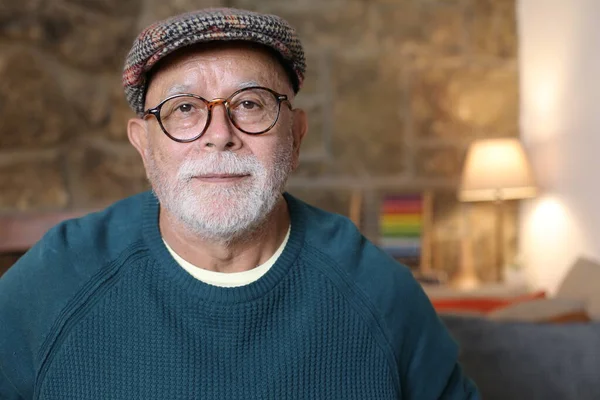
441, 312, 600, 400
437, 257, 600, 399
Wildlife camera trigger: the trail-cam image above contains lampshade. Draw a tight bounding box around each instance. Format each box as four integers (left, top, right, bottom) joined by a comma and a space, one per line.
459, 138, 537, 202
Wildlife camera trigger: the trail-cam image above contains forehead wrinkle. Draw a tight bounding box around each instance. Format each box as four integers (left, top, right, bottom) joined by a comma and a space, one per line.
148, 48, 289, 105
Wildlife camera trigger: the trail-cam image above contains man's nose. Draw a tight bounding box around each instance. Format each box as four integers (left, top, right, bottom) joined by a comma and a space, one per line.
196, 101, 242, 151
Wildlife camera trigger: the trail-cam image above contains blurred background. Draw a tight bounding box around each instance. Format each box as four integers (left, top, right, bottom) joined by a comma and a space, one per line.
0, 0, 519, 284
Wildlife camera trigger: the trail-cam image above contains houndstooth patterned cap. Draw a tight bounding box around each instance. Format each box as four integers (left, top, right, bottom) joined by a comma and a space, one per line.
123, 8, 306, 116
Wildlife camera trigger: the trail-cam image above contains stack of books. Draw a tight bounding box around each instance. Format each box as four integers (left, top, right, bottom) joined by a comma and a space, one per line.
378, 194, 424, 267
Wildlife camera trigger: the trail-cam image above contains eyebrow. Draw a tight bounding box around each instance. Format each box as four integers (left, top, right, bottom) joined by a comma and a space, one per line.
237, 80, 261, 89
164, 84, 192, 97
163, 80, 263, 98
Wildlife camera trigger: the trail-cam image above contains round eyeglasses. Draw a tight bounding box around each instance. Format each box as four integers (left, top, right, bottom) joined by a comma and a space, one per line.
143, 86, 292, 143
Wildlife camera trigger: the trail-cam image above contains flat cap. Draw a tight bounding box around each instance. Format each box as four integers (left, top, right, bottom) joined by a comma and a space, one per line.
123, 8, 306, 116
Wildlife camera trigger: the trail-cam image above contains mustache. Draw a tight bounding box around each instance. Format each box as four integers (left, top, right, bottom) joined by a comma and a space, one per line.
177, 152, 263, 180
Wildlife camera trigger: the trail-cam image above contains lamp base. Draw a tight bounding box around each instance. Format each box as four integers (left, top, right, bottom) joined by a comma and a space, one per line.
450, 236, 480, 291
450, 271, 480, 291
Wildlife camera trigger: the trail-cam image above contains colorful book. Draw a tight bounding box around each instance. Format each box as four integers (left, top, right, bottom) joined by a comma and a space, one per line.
379, 194, 425, 261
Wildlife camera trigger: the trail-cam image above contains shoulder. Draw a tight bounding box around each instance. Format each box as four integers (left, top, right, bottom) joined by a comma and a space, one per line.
0, 191, 151, 396
10, 190, 149, 279
288, 192, 422, 313
289, 194, 458, 389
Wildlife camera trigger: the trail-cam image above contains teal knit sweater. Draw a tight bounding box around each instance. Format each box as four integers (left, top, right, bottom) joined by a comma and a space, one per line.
0, 192, 479, 399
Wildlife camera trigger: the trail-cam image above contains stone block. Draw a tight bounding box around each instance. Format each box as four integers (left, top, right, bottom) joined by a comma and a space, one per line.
378, 0, 463, 4
265, 1, 463, 55
330, 52, 405, 177
0, 0, 43, 41
286, 186, 352, 218
0, 155, 68, 211
0, 0, 142, 47
467, 0, 517, 58
39, 2, 139, 70
232, 0, 346, 8
415, 145, 464, 180
137, 0, 226, 28
411, 61, 519, 139
105, 82, 136, 141
0, 50, 75, 149
294, 49, 408, 179
64, 0, 142, 16
55, 73, 134, 141
53, 70, 108, 132
376, 2, 466, 56
70, 145, 149, 208
295, 49, 327, 98
291, 160, 333, 179
264, 1, 377, 50
293, 48, 332, 160
298, 102, 327, 155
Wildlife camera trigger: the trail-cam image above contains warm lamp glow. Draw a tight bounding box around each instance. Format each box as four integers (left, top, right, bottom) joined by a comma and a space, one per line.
459, 138, 537, 202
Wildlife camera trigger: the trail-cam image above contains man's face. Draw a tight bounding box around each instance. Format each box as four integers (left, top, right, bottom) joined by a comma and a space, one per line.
129, 44, 306, 242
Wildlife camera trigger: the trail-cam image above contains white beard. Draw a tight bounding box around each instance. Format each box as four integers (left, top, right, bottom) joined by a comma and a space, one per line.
146, 139, 293, 243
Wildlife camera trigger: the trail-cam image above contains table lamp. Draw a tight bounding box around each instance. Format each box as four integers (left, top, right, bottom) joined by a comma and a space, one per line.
456, 138, 537, 286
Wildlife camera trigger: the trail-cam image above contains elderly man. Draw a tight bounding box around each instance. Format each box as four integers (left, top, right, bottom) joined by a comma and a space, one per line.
0, 8, 479, 400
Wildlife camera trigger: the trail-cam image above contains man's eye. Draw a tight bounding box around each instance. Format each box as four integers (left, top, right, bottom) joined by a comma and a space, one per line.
240, 101, 260, 110
177, 103, 194, 113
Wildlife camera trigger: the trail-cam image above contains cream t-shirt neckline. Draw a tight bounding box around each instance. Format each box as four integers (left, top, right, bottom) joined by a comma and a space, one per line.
163, 225, 291, 288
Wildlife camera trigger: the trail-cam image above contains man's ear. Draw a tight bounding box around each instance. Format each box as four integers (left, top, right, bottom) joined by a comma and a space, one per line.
291, 108, 307, 171
128, 118, 150, 168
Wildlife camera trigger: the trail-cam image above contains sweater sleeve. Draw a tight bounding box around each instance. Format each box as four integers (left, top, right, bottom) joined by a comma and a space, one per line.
0, 222, 101, 399
328, 233, 480, 399
0, 246, 48, 400
392, 272, 480, 400
0, 364, 24, 400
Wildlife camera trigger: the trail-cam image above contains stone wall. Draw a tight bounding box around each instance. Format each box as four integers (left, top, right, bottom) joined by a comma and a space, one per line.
0, 0, 519, 281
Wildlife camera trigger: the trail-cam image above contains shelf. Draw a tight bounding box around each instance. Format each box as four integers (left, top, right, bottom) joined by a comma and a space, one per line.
0, 210, 94, 252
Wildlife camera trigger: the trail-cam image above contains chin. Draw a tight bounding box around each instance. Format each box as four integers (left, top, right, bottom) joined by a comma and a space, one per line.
169, 185, 278, 241
181, 208, 265, 242
151, 158, 289, 240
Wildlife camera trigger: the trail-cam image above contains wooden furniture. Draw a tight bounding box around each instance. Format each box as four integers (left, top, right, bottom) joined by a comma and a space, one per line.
0, 211, 94, 253
0, 253, 21, 277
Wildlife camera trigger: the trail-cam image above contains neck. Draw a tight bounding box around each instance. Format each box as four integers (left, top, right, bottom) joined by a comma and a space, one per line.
159, 196, 290, 273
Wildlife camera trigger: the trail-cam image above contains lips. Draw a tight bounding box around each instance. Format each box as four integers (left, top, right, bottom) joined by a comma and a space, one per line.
197, 174, 248, 179
192, 173, 250, 182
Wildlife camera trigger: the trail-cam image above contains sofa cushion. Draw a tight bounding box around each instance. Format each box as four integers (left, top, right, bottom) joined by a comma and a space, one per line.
488, 298, 590, 323
441, 314, 600, 400
556, 257, 600, 319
